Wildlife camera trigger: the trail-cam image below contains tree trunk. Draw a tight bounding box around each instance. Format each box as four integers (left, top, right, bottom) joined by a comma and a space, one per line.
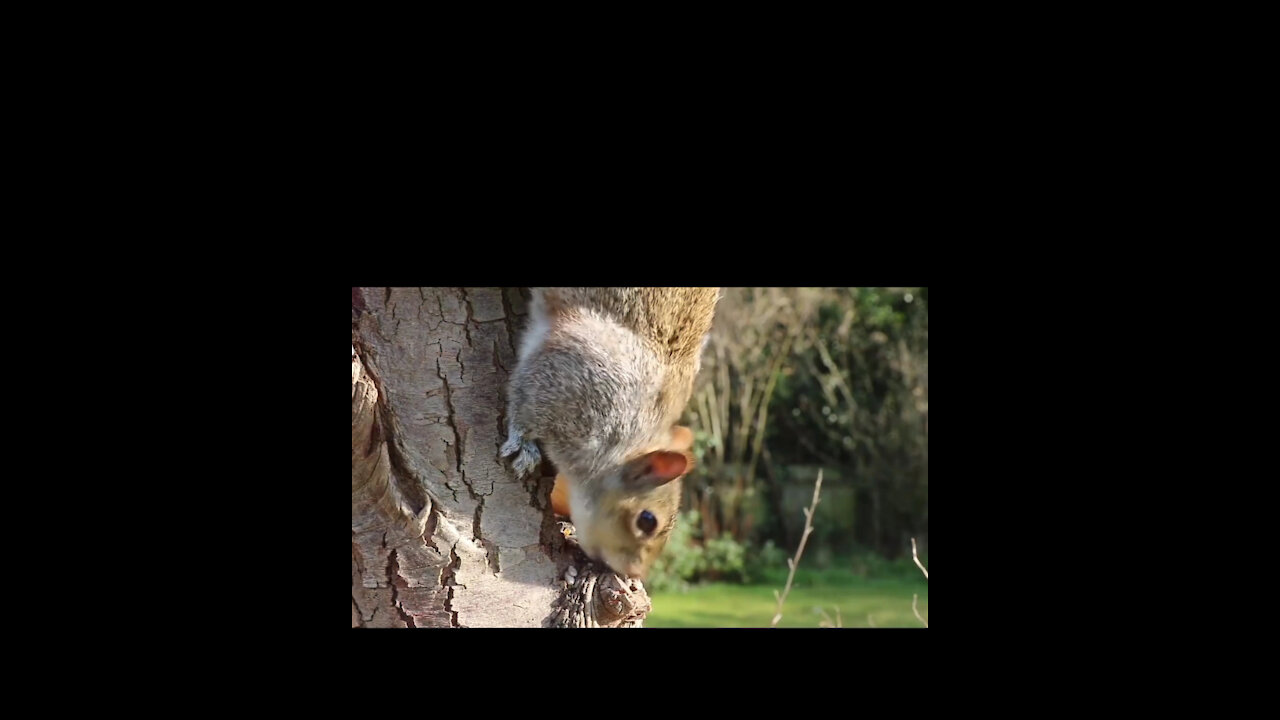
352, 287, 650, 628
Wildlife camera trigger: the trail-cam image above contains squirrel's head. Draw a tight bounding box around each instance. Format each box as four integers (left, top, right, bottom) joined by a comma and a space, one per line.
574, 446, 691, 580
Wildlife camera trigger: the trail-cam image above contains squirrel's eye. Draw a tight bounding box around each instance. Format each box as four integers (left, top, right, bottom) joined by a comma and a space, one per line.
636, 510, 657, 535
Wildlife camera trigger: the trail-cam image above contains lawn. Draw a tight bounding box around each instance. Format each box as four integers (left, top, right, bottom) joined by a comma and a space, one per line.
645, 568, 928, 628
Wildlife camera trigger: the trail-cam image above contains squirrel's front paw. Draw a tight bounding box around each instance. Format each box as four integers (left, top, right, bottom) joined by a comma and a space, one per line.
500, 427, 543, 479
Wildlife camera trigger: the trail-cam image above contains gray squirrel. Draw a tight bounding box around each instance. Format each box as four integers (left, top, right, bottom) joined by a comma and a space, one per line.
501, 288, 720, 579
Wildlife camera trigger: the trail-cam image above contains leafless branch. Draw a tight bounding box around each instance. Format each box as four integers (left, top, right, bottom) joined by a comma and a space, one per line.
911, 537, 928, 579
911, 538, 928, 626
812, 331, 858, 411
770, 469, 822, 627
816, 606, 843, 628
745, 342, 792, 495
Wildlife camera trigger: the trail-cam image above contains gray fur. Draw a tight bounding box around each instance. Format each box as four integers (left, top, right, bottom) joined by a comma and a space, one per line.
500, 288, 719, 577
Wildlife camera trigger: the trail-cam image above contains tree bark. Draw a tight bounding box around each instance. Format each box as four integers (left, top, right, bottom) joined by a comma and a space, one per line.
352, 287, 650, 627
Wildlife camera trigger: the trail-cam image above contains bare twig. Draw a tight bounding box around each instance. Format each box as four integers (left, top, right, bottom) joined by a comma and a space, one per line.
816, 607, 833, 628
911, 537, 928, 627
744, 344, 793, 501
912, 537, 928, 579
812, 332, 858, 412
770, 469, 823, 627
815, 606, 843, 628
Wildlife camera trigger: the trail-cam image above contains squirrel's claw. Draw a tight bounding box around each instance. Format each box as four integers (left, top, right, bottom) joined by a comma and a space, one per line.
500, 427, 543, 479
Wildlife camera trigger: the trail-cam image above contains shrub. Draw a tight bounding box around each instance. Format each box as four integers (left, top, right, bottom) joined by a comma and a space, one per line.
745, 539, 787, 582
647, 510, 751, 591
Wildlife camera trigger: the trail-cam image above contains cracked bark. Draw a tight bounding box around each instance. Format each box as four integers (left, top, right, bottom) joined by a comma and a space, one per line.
352, 287, 651, 627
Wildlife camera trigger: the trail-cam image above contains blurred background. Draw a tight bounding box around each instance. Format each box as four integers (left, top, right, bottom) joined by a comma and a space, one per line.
644, 287, 928, 627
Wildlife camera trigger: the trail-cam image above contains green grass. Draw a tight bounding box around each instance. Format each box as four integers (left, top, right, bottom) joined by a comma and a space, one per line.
645, 568, 928, 628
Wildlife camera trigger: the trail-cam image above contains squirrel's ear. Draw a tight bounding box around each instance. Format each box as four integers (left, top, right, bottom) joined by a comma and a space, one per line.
624, 450, 691, 487
670, 425, 694, 452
